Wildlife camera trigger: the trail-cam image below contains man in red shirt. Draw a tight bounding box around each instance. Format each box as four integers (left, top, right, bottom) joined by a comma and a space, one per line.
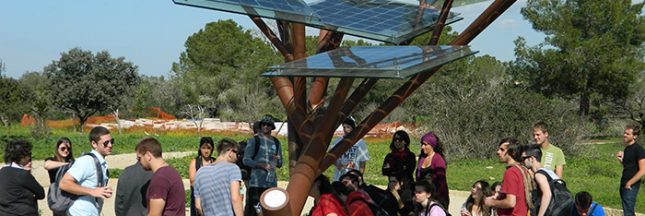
484, 138, 529, 216
136, 137, 186, 216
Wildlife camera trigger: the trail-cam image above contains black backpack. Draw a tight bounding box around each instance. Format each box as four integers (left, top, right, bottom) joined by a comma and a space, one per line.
48, 153, 105, 215
363, 185, 399, 216
237, 135, 279, 181
536, 169, 573, 216
350, 195, 390, 216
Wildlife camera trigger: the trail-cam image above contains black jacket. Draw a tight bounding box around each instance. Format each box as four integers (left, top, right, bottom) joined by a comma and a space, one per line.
0, 166, 45, 216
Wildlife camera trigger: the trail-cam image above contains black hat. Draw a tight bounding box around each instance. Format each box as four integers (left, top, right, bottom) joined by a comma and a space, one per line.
259, 114, 276, 130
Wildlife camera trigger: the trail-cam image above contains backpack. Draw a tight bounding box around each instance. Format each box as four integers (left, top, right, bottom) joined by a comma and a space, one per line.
350, 196, 390, 216
237, 135, 279, 181
427, 202, 451, 216
48, 153, 105, 215
536, 169, 573, 216
363, 185, 399, 216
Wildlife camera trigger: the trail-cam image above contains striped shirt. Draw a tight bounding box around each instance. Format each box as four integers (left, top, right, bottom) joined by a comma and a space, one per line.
194, 162, 242, 216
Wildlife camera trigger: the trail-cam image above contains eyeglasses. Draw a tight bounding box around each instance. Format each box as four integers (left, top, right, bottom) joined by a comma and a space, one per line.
102, 139, 115, 147
59, 147, 71, 151
522, 156, 532, 160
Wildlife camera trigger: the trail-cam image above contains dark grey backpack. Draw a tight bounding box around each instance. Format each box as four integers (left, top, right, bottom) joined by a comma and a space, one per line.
48, 153, 104, 215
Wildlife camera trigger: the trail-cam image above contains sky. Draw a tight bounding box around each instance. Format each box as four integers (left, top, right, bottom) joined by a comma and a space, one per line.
0, 0, 545, 79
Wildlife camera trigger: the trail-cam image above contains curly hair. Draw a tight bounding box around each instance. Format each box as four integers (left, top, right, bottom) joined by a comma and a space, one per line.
4, 140, 32, 164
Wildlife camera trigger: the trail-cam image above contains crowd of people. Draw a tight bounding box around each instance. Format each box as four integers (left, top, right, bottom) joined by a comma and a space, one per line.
0, 116, 642, 216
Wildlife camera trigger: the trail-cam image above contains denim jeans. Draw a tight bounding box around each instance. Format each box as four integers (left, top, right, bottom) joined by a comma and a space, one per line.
620, 183, 641, 216
244, 187, 268, 216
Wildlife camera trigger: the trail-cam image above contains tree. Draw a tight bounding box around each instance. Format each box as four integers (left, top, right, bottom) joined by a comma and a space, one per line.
20, 72, 52, 138
510, 0, 645, 116
0, 77, 33, 126
172, 19, 283, 121
44, 48, 140, 131
611, 71, 645, 130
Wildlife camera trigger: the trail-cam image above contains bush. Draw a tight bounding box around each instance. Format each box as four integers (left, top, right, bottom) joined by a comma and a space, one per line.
409, 70, 588, 159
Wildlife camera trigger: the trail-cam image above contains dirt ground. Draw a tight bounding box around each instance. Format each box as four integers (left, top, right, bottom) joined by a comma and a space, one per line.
30, 152, 636, 216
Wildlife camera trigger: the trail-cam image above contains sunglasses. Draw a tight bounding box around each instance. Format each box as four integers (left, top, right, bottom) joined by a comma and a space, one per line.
522, 156, 532, 160
59, 147, 71, 151
101, 138, 115, 147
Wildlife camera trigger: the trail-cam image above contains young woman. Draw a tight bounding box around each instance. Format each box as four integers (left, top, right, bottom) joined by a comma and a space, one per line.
0, 140, 45, 215
415, 180, 446, 216
460, 180, 493, 216
189, 137, 215, 216
382, 130, 416, 190
309, 175, 348, 216
44, 137, 74, 183
416, 131, 450, 209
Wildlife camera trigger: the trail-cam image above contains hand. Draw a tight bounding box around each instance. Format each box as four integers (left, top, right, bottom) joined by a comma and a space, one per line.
91, 186, 113, 199
256, 163, 272, 171
616, 151, 624, 162
624, 183, 632, 190
460, 209, 471, 216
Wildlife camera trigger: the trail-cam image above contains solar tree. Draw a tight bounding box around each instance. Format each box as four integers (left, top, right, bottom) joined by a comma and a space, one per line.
173, 0, 518, 215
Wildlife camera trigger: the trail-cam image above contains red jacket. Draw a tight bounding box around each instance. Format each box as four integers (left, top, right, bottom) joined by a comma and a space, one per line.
310, 194, 348, 216
346, 191, 374, 216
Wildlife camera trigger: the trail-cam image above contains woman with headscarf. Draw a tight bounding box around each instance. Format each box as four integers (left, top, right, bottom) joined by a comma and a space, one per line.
189, 137, 215, 216
416, 131, 450, 209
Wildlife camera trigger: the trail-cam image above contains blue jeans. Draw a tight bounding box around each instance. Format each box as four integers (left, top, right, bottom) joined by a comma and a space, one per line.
620, 183, 641, 216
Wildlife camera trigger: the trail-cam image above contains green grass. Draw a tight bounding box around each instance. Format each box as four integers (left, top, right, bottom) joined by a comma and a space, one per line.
2, 126, 643, 213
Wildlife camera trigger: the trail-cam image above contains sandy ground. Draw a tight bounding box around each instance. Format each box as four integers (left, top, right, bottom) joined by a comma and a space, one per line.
30, 152, 636, 216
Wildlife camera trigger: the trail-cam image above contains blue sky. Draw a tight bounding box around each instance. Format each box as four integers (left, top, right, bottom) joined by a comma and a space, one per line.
0, 0, 543, 78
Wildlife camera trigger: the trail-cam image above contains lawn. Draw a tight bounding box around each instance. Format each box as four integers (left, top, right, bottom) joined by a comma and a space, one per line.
1, 126, 643, 213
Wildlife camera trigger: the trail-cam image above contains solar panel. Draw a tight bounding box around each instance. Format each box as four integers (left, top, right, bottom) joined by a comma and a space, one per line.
309, 0, 461, 43
262, 45, 477, 79
173, 0, 461, 43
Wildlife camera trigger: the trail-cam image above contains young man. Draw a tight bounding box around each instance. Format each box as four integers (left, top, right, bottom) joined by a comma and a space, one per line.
136, 137, 185, 216
193, 138, 244, 216
115, 161, 153, 216
572, 191, 605, 216
532, 121, 566, 178
615, 124, 644, 216
60, 126, 113, 216
522, 144, 572, 216
242, 114, 283, 216
330, 117, 370, 181
484, 138, 530, 216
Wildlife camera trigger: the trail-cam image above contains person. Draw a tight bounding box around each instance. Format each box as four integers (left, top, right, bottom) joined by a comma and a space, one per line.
388, 176, 415, 216
460, 180, 493, 216
309, 175, 349, 216
484, 138, 533, 216
532, 121, 566, 178
114, 161, 153, 216
522, 144, 569, 216
340, 172, 375, 216
136, 137, 186, 216
382, 130, 416, 190
189, 137, 215, 216
615, 124, 644, 216
243, 114, 283, 216
193, 138, 244, 216
489, 182, 502, 216
415, 180, 446, 216
571, 191, 605, 216
416, 131, 449, 209
331, 117, 370, 181
59, 126, 113, 216
44, 137, 75, 183
0, 140, 45, 215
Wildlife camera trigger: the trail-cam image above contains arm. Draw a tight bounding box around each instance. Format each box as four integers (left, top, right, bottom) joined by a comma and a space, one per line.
535, 174, 551, 216
555, 165, 564, 179
359, 162, 366, 174
243, 138, 259, 168
189, 159, 197, 186
44, 160, 68, 170
382, 154, 393, 176
195, 198, 203, 216
147, 198, 166, 216
231, 180, 244, 216
115, 178, 125, 216
23, 172, 45, 199
484, 194, 516, 209
59, 173, 112, 198
625, 158, 645, 189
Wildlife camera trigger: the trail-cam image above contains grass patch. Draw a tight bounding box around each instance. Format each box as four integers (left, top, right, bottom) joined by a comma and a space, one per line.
2, 126, 642, 213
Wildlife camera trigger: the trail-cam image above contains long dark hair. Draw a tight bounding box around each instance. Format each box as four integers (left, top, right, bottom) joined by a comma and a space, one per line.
465, 180, 492, 216
196, 137, 214, 160
55, 137, 74, 162
390, 130, 411, 151
311, 175, 348, 214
